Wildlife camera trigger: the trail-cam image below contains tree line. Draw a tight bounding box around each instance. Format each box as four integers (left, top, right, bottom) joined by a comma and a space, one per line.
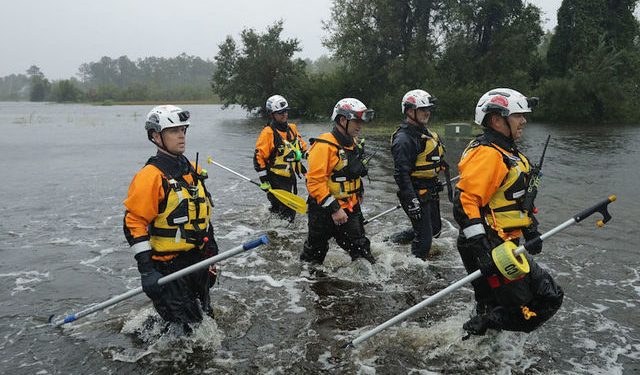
2, 0, 638, 124
213, 0, 640, 124
0, 54, 217, 103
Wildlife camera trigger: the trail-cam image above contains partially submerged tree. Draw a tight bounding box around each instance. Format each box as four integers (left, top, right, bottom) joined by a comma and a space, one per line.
211, 21, 307, 116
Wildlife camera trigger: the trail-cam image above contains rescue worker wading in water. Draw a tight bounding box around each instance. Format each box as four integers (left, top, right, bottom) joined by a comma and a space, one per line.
300, 98, 376, 265
391, 89, 446, 260
453, 89, 563, 336
254, 95, 308, 221
124, 105, 219, 329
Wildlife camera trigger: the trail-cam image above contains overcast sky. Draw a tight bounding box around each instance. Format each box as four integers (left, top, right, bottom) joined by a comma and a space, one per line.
1, 0, 564, 79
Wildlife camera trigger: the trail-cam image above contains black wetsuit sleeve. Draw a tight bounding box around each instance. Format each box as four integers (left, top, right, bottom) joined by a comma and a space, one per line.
391, 131, 418, 200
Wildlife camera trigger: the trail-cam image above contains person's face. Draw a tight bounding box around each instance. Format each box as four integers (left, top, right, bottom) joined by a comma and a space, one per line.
345, 118, 364, 138
490, 113, 526, 141
506, 113, 526, 141
153, 125, 187, 155
415, 108, 431, 125
272, 109, 288, 123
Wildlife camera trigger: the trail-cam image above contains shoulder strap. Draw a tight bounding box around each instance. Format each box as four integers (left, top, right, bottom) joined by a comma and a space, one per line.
309, 137, 342, 150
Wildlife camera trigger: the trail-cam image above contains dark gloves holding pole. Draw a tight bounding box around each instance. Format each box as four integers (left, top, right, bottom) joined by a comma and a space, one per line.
135, 250, 163, 300
406, 198, 422, 220
469, 235, 499, 276
522, 226, 543, 255
398, 191, 422, 221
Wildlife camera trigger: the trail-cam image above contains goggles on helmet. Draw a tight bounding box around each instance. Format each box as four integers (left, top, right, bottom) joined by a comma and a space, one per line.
336, 108, 375, 123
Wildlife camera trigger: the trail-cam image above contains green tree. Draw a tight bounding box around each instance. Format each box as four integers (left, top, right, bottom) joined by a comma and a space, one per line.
211, 21, 307, 115
26, 65, 50, 102
0, 74, 30, 100
437, 0, 543, 86
547, 0, 639, 76
50, 79, 83, 102
323, 0, 440, 109
539, 36, 640, 123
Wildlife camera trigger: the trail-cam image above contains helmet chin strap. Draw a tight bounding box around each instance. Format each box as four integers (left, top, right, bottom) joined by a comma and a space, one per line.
150, 132, 181, 157
337, 117, 350, 136
501, 116, 514, 139
407, 108, 428, 126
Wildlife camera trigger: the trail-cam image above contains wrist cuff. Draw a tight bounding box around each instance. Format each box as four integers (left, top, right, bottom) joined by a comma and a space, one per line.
463, 224, 485, 238
131, 241, 151, 255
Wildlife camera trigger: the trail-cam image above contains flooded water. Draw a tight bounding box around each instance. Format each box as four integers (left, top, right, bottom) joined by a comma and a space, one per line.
0, 102, 638, 374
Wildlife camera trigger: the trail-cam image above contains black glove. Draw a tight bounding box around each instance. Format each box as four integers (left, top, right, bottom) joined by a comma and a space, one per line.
522, 227, 543, 255
406, 198, 422, 220
463, 314, 490, 336
135, 250, 163, 301
469, 235, 498, 276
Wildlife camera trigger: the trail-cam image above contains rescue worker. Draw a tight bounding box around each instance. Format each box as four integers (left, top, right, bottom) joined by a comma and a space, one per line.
124, 105, 219, 328
453, 88, 563, 336
254, 95, 308, 221
300, 98, 376, 265
391, 89, 445, 260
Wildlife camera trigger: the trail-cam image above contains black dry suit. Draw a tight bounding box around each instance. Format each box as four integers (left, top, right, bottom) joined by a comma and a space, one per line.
144, 152, 219, 324
391, 123, 444, 259
300, 127, 374, 265
454, 130, 564, 335
461, 241, 564, 335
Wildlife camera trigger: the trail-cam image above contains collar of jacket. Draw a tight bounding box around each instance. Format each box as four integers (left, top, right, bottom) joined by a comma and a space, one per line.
331, 126, 354, 147
401, 121, 431, 138
155, 150, 191, 178
270, 119, 288, 132
483, 128, 518, 153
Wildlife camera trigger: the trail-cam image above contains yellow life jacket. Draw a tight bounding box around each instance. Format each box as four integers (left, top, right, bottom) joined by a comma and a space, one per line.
269, 124, 305, 178
311, 137, 365, 200
147, 160, 212, 255
411, 131, 445, 181
475, 142, 533, 233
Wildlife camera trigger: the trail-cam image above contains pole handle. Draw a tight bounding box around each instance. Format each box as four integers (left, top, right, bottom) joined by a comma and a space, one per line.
574, 195, 616, 225
243, 235, 270, 250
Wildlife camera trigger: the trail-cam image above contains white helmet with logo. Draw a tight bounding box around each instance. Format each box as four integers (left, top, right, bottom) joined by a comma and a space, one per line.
266, 95, 289, 114
331, 98, 374, 123
145, 105, 190, 137
401, 89, 436, 114
474, 88, 538, 126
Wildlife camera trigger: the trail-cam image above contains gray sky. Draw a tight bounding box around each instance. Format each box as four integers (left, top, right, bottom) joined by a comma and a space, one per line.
1, 0, 563, 79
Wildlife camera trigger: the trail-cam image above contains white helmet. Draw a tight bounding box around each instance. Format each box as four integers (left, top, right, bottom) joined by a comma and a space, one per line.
145, 105, 190, 136
474, 88, 538, 126
266, 95, 289, 114
331, 98, 374, 123
402, 89, 436, 114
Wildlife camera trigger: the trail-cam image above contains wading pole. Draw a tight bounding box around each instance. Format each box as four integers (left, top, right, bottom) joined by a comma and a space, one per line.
49, 235, 269, 328
343, 196, 616, 348
207, 157, 307, 214
363, 175, 460, 225
363, 205, 401, 225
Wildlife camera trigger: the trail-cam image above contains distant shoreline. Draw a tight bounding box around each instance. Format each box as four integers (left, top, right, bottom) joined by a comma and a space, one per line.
93, 98, 222, 106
